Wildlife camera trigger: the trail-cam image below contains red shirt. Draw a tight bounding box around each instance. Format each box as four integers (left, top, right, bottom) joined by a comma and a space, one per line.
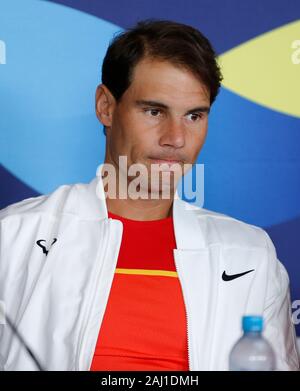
90, 211, 189, 371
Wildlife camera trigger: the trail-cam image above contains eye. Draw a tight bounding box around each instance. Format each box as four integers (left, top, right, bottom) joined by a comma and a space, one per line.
186, 113, 203, 122
144, 108, 162, 117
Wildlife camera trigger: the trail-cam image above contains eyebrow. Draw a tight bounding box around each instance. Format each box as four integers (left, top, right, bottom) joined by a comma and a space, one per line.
135, 100, 210, 114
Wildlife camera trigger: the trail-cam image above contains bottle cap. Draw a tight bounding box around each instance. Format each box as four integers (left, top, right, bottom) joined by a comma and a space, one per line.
242, 315, 263, 332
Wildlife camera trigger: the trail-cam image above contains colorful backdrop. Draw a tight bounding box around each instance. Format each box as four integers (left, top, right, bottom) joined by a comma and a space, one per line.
0, 0, 299, 335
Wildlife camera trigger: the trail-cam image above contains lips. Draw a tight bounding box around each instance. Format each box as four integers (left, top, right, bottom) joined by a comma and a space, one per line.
149, 157, 182, 164
148, 158, 183, 173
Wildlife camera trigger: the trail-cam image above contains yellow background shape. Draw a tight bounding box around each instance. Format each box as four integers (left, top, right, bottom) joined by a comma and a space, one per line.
219, 20, 300, 118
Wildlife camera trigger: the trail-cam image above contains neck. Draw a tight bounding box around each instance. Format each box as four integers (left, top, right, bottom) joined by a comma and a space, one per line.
105, 196, 173, 221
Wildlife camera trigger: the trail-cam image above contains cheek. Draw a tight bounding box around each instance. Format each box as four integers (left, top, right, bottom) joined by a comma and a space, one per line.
113, 109, 142, 142
110, 118, 147, 162
130, 138, 152, 163
195, 122, 208, 146
186, 130, 207, 161
110, 114, 134, 154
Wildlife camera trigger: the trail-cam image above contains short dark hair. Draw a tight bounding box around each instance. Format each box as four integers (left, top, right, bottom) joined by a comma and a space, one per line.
102, 19, 223, 105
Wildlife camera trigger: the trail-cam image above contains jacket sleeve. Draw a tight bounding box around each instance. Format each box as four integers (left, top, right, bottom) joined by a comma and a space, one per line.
262, 231, 299, 370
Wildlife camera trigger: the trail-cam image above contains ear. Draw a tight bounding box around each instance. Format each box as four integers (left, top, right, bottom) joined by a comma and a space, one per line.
95, 84, 116, 127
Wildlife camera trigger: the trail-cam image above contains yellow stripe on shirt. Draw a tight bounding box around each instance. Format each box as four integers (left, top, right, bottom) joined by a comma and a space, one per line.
115, 268, 178, 278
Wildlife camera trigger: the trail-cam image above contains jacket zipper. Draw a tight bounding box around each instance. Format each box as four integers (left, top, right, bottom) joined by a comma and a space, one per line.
174, 253, 192, 371
75, 219, 111, 370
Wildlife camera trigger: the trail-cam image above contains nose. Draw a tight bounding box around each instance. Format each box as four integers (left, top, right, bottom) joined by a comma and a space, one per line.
159, 117, 185, 149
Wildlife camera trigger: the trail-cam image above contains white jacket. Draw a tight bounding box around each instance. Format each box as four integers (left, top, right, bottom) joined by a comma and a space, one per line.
0, 173, 299, 371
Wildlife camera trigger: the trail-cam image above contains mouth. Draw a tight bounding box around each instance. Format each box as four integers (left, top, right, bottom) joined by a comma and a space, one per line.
149, 157, 182, 165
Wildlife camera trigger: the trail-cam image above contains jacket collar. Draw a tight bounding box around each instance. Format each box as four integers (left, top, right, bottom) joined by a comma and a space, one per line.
80, 168, 206, 250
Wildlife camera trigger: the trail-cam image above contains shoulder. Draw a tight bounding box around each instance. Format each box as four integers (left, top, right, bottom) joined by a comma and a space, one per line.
181, 200, 272, 250
0, 181, 89, 222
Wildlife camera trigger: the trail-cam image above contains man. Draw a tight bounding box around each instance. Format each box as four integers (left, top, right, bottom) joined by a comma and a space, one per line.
0, 20, 299, 371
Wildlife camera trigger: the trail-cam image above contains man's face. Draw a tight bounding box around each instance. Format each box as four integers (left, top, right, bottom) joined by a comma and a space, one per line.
102, 57, 210, 196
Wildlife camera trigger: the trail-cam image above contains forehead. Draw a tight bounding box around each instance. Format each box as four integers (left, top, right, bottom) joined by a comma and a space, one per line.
124, 58, 210, 107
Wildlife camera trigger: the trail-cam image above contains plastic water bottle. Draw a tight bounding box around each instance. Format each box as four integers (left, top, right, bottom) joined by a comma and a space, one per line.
229, 315, 276, 371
